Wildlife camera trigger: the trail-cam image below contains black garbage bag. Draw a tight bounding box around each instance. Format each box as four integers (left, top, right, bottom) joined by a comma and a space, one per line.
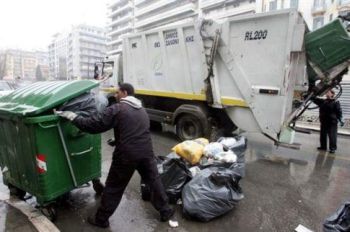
324, 201, 350, 232
141, 157, 192, 204
182, 166, 244, 222
58, 92, 108, 117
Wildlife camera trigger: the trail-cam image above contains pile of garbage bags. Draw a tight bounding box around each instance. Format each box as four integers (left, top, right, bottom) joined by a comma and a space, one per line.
141, 135, 247, 222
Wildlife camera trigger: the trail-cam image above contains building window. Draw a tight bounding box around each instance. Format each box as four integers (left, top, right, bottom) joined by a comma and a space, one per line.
269, 0, 277, 11
290, 0, 299, 8
313, 17, 324, 30
329, 14, 333, 21
281, 0, 285, 9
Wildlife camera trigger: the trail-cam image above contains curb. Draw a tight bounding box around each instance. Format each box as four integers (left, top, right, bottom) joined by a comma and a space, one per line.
0, 195, 60, 232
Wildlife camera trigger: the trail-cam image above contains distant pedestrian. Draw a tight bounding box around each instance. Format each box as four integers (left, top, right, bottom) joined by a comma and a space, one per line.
313, 90, 344, 153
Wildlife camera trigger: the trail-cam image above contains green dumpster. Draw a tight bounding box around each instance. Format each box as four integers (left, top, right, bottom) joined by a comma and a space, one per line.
0, 80, 102, 216
305, 19, 350, 85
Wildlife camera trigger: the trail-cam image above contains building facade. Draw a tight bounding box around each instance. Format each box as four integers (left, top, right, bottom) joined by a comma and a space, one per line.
49, 25, 108, 80
260, 0, 350, 30
107, 0, 258, 56
0, 49, 49, 80
108, 0, 134, 55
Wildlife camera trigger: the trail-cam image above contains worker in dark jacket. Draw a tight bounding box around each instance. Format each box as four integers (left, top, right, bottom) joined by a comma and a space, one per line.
313, 90, 344, 153
57, 83, 174, 228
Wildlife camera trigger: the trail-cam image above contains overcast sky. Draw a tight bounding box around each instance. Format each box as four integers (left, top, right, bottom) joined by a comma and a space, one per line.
0, 0, 109, 51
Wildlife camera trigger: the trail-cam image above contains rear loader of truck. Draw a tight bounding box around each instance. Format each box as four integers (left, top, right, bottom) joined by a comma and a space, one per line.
102, 9, 350, 145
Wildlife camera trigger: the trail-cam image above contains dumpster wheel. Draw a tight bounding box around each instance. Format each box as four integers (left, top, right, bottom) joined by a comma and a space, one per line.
40, 205, 57, 222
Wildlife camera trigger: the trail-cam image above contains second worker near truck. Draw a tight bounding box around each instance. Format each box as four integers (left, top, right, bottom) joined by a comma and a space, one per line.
313, 89, 344, 154
57, 83, 174, 228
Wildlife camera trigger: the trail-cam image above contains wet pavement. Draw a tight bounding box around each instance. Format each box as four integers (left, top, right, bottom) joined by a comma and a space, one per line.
0, 129, 350, 231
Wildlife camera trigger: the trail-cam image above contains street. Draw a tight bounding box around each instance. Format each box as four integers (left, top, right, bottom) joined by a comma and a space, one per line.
0, 129, 349, 232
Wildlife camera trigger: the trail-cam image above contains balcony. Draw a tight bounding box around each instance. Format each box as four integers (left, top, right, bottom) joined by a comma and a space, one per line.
135, 0, 177, 18
107, 38, 123, 46
134, 0, 147, 7
312, 4, 326, 15
109, 2, 133, 18
109, 12, 133, 27
107, 48, 122, 55
108, 23, 133, 36
108, 0, 129, 9
134, 3, 196, 29
200, 0, 226, 10
203, 3, 256, 19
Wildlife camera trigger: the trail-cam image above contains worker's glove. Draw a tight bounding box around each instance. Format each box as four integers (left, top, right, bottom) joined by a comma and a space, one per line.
55, 110, 78, 121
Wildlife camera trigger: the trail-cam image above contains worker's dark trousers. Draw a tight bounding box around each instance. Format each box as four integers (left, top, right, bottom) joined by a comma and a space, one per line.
320, 122, 338, 150
95, 154, 171, 223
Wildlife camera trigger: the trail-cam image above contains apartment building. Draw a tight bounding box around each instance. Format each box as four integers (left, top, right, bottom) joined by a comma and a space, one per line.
0, 49, 49, 80
107, 0, 258, 56
49, 25, 108, 80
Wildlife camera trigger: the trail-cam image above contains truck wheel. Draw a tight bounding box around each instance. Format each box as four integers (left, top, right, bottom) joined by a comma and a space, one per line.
8, 184, 26, 200
176, 114, 204, 141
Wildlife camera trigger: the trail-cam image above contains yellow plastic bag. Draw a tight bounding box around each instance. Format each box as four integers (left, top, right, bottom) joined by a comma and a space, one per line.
172, 138, 209, 165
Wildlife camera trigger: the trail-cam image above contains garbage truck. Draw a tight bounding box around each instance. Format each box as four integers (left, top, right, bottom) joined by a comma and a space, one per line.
96, 9, 350, 146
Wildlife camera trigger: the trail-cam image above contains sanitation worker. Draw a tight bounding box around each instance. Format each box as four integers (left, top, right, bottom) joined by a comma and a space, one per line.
57, 83, 174, 228
313, 89, 344, 154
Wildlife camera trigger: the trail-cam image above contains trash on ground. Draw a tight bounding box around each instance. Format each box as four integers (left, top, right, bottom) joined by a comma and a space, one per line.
323, 201, 350, 232
217, 137, 237, 149
172, 138, 209, 165
166, 152, 181, 159
218, 136, 247, 156
189, 166, 201, 177
213, 150, 237, 163
169, 220, 179, 228
182, 165, 244, 222
203, 142, 224, 157
295, 224, 313, 232
141, 157, 192, 204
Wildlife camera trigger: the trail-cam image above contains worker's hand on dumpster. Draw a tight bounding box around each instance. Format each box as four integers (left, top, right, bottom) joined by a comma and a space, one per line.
55, 110, 78, 121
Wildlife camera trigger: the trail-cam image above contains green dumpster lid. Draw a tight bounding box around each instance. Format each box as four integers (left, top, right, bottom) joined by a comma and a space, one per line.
0, 80, 99, 116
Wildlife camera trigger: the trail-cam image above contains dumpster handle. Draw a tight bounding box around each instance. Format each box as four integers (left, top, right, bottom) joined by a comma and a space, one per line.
38, 122, 58, 129
71, 147, 93, 156
57, 122, 78, 187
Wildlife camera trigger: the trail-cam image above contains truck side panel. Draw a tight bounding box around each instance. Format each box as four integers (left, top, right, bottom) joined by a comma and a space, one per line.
123, 23, 208, 100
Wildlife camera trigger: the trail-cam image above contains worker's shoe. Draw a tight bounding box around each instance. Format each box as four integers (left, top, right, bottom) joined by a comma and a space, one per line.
160, 207, 175, 222
87, 216, 109, 228
329, 149, 336, 154
317, 147, 326, 151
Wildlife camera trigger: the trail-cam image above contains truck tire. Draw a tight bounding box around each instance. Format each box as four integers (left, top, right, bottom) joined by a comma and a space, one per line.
176, 114, 205, 141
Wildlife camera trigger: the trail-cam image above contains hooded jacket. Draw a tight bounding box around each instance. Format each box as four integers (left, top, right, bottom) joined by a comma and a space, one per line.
73, 96, 154, 159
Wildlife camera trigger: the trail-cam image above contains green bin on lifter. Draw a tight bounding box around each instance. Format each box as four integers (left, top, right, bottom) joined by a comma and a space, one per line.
305, 19, 350, 85
0, 80, 102, 213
